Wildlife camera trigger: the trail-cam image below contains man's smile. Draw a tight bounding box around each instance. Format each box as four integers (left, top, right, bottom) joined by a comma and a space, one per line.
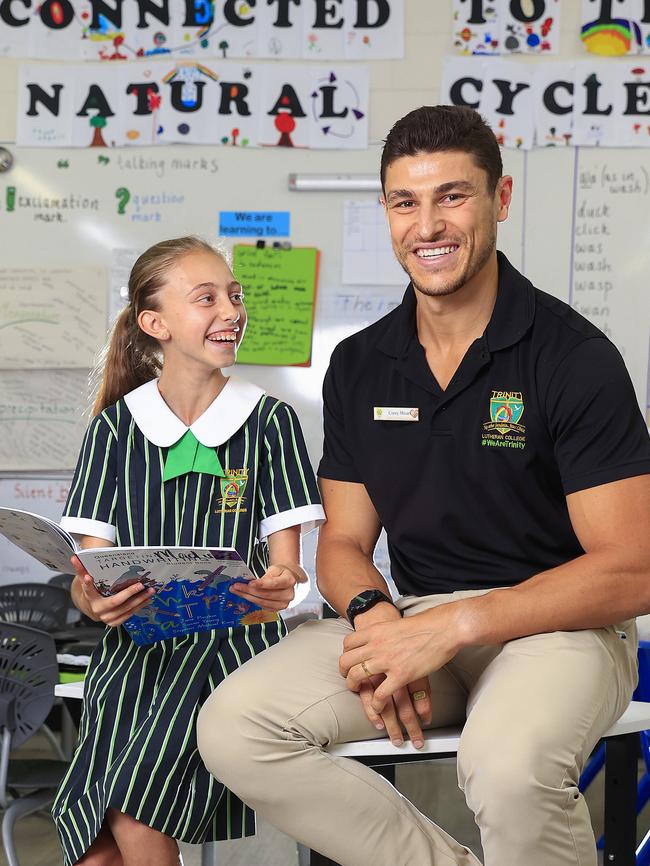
409, 243, 461, 269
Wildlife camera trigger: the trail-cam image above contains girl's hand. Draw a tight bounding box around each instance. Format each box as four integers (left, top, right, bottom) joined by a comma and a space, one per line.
70, 555, 155, 627
230, 563, 308, 611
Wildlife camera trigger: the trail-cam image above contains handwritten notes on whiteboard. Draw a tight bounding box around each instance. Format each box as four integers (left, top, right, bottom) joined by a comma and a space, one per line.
572, 153, 650, 412
342, 200, 405, 286
233, 245, 319, 367
0, 370, 89, 470
0, 267, 107, 368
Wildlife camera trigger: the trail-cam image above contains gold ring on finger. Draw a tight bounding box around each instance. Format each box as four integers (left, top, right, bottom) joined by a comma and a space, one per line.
360, 660, 372, 678
412, 690, 427, 702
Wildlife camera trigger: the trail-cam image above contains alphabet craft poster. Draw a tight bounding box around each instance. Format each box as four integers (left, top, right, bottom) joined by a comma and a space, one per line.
0, 0, 404, 61
442, 56, 650, 148
17, 61, 368, 149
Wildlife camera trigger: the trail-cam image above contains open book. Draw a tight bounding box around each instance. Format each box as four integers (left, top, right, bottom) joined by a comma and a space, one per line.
0, 507, 272, 645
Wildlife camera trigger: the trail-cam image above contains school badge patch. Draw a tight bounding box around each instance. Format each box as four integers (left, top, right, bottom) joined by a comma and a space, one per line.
481, 390, 526, 450
215, 468, 249, 514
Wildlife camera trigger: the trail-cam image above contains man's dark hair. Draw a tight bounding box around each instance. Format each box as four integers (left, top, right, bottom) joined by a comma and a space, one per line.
380, 105, 503, 194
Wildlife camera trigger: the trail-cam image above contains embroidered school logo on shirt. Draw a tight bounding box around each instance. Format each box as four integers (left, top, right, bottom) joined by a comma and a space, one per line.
215, 469, 248, 514
481, 391, 526, 450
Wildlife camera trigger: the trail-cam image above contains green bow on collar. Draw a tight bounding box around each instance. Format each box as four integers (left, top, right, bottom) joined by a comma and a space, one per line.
162, 430, 225, 483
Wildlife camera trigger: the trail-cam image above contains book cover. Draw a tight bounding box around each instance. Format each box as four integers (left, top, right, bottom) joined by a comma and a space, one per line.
0, 508, 273, 644
77, 546, 273, 645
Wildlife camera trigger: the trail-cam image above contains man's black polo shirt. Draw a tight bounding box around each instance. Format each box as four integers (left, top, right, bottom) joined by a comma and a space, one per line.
318, 252, 650, 596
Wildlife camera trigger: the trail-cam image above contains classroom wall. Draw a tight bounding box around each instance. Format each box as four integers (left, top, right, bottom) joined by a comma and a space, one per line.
0, 1, 649, 586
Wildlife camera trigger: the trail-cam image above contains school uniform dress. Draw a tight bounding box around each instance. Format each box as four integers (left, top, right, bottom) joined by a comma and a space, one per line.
52, 376, 324, 865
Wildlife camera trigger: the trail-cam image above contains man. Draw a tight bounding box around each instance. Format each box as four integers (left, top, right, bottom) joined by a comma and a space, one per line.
197, 106, 650, 866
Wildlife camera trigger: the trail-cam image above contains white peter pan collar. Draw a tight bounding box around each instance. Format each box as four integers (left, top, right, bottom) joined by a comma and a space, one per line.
124, 376, 265, 447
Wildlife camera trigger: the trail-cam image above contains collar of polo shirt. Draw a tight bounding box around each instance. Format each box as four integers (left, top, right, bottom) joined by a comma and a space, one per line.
124, 376, 265, 447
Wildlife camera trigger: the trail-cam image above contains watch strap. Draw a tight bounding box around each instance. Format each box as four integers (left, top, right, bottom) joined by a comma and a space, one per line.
346, 589, 396, 627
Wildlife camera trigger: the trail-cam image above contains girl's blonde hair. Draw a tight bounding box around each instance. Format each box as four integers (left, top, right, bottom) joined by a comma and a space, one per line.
92, 236, 227, 415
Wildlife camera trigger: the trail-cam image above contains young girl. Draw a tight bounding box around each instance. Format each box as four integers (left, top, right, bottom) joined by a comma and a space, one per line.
53, 236, 325, 866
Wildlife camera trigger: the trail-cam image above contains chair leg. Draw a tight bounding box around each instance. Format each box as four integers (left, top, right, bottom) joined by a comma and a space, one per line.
603, 733, 638, 866
200, 841, 217, 866
40, 723, 67, 762
2, 790, 54, 866
297, 843, 311, 866
60, 703, 78, 760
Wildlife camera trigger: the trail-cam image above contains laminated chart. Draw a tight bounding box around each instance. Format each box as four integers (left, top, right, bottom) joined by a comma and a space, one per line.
233, 245, 319, 367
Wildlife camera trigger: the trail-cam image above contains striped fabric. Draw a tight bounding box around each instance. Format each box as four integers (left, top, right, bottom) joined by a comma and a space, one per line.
53, 393, 322, 864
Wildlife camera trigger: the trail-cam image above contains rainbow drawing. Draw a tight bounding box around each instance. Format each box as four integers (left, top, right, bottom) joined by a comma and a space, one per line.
581, 18, 642, 56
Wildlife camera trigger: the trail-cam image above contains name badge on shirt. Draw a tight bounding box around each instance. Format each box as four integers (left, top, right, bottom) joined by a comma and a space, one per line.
373, 407, 419, 421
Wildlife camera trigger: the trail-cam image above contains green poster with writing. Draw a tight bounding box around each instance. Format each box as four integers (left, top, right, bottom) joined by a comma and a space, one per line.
233, 245, 319, 366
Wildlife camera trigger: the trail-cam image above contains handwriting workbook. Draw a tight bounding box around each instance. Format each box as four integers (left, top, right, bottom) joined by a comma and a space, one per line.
0, 507, 270, 644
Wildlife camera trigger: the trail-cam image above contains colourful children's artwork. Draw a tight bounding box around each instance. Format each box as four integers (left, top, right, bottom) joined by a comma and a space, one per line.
452, 0, 560, 56
580, 0, 650, 56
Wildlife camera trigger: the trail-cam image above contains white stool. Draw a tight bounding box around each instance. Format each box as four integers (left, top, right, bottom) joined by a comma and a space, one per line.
301, 700, 650, 866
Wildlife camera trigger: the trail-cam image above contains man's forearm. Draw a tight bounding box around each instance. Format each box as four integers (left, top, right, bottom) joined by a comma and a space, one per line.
447, 548, 650, 651
316, 532, 394, 619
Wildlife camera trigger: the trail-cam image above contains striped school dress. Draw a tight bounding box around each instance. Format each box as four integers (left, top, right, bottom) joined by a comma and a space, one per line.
52, 376, 324, 865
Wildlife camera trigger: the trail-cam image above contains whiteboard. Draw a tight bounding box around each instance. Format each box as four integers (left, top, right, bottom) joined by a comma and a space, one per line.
0, 142, 526, 463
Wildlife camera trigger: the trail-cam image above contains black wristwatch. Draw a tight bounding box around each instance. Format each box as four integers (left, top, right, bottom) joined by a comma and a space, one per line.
346, 589, 396, 627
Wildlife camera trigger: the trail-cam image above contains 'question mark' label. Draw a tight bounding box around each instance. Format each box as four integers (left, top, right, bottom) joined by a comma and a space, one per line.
116, 187, 130, 215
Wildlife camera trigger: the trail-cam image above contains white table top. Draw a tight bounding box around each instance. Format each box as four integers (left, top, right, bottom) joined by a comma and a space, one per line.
55, 680, 85, 699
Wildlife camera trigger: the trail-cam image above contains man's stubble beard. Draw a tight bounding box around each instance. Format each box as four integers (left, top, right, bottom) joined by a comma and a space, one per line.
396, 227, 497, 298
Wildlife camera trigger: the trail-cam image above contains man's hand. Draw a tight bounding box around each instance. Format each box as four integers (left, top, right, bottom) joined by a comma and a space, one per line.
340, 604, 464, 713
359, 673, 432, 749
71, 555, 155, 627
343, 602, 432, 748
230, 563, 308, 611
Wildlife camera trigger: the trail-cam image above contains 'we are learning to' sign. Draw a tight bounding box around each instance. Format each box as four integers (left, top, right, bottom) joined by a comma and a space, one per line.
219, 211, 290, 238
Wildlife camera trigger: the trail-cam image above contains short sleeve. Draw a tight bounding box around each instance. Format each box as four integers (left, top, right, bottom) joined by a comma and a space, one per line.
545, 338, 650, 495
257, 402, 325, 541
60, 411, 118, 542
317, 345, 362, 482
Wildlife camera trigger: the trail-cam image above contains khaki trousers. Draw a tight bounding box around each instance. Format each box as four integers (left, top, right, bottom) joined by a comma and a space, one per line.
197, 591, 638, 866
